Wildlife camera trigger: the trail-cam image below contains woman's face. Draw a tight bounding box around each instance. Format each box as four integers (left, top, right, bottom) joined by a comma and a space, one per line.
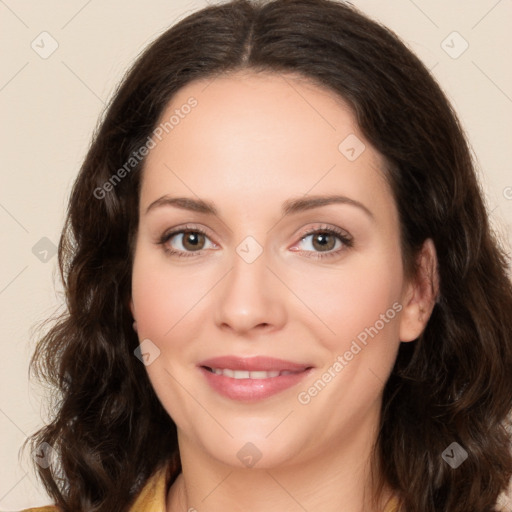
130, 70, 422, 469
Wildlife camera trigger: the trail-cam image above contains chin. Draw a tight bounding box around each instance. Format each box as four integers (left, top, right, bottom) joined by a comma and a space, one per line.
194, 428, 310, 470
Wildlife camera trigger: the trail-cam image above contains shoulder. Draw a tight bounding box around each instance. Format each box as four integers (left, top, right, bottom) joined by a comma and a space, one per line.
383, 494, 401, 512
18, 507, 59, 512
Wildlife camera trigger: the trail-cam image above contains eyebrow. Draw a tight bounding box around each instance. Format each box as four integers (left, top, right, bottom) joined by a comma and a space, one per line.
145, 194, 375, 220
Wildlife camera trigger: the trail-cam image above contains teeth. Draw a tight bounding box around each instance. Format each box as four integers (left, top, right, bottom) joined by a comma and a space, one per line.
250, 370, 278, 379
209, 368, 286, 379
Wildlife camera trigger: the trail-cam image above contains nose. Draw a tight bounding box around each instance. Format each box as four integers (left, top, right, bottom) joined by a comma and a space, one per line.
214, 245, 287, 336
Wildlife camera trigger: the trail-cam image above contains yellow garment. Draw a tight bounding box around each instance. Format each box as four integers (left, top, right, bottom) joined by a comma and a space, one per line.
20, 462, 171, 512
384, 495, 400, 512
20, 461, 400, 512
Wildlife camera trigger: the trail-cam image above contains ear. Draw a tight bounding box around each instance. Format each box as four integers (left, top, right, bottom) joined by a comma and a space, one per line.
399, 238, 439, 342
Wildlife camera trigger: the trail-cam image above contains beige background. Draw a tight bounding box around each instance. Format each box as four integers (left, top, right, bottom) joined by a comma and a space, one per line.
1, 0, 511, 510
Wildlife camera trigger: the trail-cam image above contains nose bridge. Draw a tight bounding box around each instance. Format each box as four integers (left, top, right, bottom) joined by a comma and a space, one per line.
214, 236, 286, 333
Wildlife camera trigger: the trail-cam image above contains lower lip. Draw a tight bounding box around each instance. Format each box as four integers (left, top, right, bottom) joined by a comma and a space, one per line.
199, 366, 313, 401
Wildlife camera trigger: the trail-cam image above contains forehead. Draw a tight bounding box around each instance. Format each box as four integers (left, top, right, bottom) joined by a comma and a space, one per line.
139, 70, 393, 219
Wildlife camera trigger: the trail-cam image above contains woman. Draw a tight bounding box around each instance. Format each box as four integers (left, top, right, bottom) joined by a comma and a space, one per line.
21, 0, 512, 511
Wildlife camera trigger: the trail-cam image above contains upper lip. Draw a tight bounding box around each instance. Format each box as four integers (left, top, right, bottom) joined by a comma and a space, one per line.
198, 355, 312, 372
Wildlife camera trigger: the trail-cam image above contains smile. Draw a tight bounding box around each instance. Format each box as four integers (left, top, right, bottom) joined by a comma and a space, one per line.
197, 356, 313, 401
204, 367, 301, 379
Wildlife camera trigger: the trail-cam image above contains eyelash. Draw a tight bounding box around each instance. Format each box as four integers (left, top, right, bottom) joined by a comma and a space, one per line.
156, 223, 353, 260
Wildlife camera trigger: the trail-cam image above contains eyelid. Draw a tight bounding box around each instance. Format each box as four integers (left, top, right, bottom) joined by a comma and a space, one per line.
157, 223, 217, 248
157, 222, 353, 259
289, 223, 353, 258
294, 223, 352, 244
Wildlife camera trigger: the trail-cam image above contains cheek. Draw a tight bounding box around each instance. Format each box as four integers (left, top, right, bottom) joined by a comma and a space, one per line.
131, 248, 210, 340
290, 248, 404, 356
130, 249, 208, 426
292, 254, 403, 431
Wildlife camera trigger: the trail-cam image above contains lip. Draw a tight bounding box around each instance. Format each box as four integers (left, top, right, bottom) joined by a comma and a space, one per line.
198, 356, 313, 402
198, 355, 311, 372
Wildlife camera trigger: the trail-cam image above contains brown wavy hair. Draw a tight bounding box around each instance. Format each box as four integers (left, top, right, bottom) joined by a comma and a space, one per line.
22, 0, 512, 510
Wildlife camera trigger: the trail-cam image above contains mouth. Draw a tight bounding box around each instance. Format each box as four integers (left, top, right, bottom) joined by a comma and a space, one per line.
202, 367, 303, 379
197, 356, 313, 401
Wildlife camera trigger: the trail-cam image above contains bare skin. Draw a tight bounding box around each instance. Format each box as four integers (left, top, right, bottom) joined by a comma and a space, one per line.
129, 70, 438, 512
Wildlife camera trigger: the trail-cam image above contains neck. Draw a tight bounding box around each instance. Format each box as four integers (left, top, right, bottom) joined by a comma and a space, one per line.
166, 407, 395, 512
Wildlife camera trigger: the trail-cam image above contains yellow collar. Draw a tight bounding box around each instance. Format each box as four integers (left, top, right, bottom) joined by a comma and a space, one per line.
128, 462, 172, 511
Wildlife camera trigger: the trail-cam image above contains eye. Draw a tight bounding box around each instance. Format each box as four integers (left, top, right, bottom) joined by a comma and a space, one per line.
156, 223, 353, 260
157, 225, 216, 257
292, 225, 353, 259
